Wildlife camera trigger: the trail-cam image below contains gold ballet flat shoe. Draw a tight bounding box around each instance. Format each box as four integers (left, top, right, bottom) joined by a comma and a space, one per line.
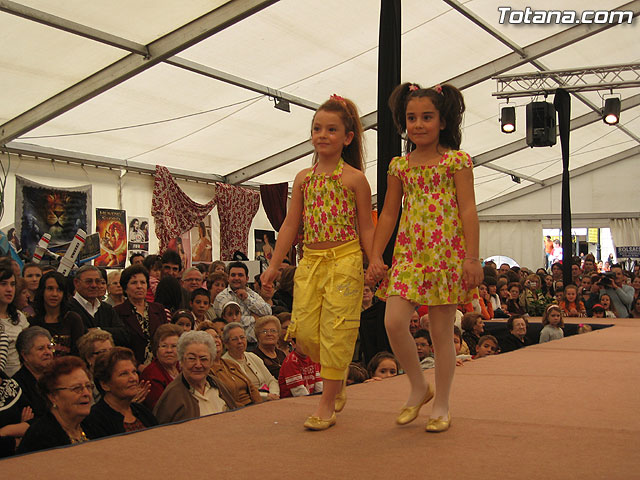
303, 412, 337, 431
335, 383, 347, 413
396, 383, 434, 425
425, 413, 451, 433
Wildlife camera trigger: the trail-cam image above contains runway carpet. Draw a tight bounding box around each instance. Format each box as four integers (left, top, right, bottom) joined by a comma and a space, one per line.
3, 318, 639, 479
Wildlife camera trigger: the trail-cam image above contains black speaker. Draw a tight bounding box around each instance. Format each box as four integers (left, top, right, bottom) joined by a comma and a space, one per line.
526, 102, 556, 147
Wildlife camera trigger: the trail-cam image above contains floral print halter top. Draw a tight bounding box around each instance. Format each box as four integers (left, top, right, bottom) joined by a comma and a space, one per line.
301, 158, 358, 244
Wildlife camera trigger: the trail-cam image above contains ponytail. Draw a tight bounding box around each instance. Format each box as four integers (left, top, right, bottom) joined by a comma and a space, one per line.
312, 96, 365, 171
388, 82, 466, 152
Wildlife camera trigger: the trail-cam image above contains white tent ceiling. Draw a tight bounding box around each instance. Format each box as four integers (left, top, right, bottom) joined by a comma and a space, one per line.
1, 0, 639, 207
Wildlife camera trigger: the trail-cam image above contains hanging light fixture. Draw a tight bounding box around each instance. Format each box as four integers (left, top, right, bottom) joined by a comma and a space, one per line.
602, 96, 621, 125
500, 105, 516, 133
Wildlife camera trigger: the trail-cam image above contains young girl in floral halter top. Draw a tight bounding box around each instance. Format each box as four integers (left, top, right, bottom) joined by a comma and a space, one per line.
262, 95, 374, 431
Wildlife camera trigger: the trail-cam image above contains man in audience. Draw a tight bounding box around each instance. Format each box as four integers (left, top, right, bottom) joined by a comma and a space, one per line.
213, 262, 271, 348
68, 265, 130, 346
130, 253, 145, 266
161, 250, 182, 279
582, 255, 597, 275
499, 263, 510, 275
600, 264, 634, 317
12, 327, 54, 417
182, 267, 204, 293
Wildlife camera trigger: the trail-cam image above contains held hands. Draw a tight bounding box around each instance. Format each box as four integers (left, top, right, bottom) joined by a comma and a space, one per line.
462, 258, 483, 290
366, 256, 388, 284
261, 266, 278, 289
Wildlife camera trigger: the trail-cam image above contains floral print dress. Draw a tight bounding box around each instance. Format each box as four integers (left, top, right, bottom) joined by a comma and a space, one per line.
377, 150, 476, 305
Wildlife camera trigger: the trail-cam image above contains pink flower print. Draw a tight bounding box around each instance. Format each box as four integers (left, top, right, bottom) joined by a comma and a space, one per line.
342, 200, 348, 212
452, 219, 458, 227
413, 223, 421, 234
432, 173, 441, 186
433, 193, 440, 200
425, 280, 433, 290
452, 272, 459, 283
394, 282, 409, 296
331, 205, 338, 217
431, 229, 443, 244
417, 284, 427, 296
398, 232, 410, 246
330, 190, 335, 201
321, 211, 327, 224
329, 226, 334, 234
427, 242, 434, 249
450, 198, 457, 208
439, 260, 448, 270
392, 269, 399, 278
405, 250, 413, 263
416, 238, 425, 251
445, 249, 452, 258
417, 175, 425, 190
436, 215, 443, 226
451, 236, 461, 249
429, 204, 436, 213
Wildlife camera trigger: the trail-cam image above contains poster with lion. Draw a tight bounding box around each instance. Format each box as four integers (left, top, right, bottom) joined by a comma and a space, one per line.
15, 176, 91, 262
95, 208, 127, 268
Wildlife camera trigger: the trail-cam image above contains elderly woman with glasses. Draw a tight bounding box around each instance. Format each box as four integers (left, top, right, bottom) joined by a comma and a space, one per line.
140, 324, 183, 409
83, 347, 157, 439
252, 316, 287, 379
222, 322, 280, 401
17, 356, 94, 453
153, 330, 237, 424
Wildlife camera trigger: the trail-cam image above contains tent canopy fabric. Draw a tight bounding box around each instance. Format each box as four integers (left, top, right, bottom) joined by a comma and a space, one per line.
1, 0, 639, 209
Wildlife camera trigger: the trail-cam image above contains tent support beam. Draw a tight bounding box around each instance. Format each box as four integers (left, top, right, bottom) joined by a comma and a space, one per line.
0, 0, 278, 145
476, 145, 640, 212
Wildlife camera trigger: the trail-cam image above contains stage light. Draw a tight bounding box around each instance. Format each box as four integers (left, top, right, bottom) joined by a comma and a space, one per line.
500, 106, 516, 133
273, 97, 291, 113
603, 97, 620, 125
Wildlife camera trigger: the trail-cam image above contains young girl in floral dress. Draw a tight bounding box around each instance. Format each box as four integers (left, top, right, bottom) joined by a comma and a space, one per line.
369, 83, 482, 432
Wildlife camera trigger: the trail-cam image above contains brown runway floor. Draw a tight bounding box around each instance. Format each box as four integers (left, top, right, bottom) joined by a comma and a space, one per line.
3, 318, 640, 479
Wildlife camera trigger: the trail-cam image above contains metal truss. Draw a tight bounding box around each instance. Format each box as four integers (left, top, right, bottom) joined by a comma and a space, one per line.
493, 63, 640, 99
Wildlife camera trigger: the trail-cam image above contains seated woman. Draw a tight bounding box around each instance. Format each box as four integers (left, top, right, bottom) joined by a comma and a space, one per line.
17, 356, 93, 453
198, 321, 261, 407
115, 265, 168, 370
83, 347, 157, 438
500, 315, 532, 353
461, 312, 484, 356
153, 331, 237, 424
140, 324, 183, 410
105, 271, 125, 307
222, 322, 280, 401
77, 329, 114, 371
252, 316, 287, 379
29, 272, 86, 357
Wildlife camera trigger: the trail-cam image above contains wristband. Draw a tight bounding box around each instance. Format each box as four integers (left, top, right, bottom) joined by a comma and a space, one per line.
464, 257, 480, 262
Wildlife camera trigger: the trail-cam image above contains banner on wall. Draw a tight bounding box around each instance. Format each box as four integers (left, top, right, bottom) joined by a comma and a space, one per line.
127, 216, 149, 259
190, 216, 212, 264
15, 176, 91, 261
95, 208, 127, 268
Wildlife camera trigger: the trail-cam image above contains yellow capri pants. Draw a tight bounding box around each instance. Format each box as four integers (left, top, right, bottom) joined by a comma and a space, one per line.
288, 239, 364, 381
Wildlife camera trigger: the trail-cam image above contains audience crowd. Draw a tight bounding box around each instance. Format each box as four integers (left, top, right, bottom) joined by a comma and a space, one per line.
0, 250, 637, 457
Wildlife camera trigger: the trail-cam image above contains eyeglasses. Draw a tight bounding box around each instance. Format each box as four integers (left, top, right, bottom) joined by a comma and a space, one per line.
55, 382, 94, 394
91, 348, 110, 357
259, 329, 278, 335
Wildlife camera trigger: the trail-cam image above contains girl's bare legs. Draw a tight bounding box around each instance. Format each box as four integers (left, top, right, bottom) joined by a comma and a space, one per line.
385, 296, 429, 406
428, 304, 456, 419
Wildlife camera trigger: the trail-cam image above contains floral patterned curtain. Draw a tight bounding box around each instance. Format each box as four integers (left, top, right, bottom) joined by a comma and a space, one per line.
216, 183, 261, 261
151, 166, 216, 253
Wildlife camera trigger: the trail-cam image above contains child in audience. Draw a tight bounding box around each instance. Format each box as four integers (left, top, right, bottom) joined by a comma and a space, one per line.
206, 272, 228, 320
591, 304, 606, 318
473, 335, 499, 358
577, 323, 593, 334
413, 329, 434, 370
539, 305, 564, 343
453, 325, 472, 364
221, 301, 242, 324
208, 260, 226, 275
366, 352, 400, 380
278, 338, 323, 398
347, 362, 369, 385
477, 283, 494, 320
559, 284, 586, 317
461, 312, 484, 356
189, 288, 210, 328
599, 293, 617, 318
170, 309, 194, 333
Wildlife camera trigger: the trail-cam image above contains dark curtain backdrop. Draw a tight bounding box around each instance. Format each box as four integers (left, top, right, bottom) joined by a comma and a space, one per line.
554, 88, 572, 286
377, 0, 402, 266
260, 183, 288, 231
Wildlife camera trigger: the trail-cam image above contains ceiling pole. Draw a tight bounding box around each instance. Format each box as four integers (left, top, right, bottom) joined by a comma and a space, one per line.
377, 0, 402, 266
